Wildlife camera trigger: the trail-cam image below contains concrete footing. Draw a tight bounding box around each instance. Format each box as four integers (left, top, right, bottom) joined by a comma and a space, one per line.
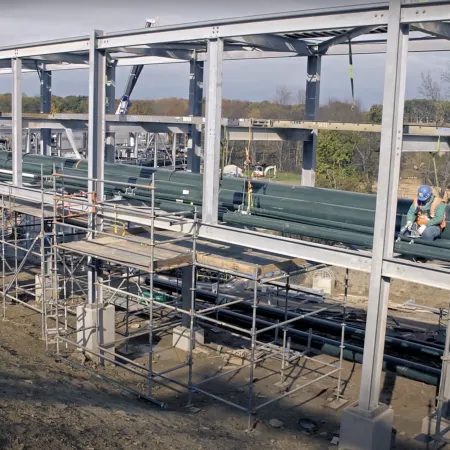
76, 303, 115, 364
339, 403, 393, 450
172, 326, 204, 351
421, 414, 450, 439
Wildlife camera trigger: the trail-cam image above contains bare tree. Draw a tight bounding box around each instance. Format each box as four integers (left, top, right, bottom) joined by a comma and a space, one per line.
296, 89, 306, 106
419, 72, 441, 102
419, 71, 445, 125
275, 86, 292, 105
418, 70, 450, 197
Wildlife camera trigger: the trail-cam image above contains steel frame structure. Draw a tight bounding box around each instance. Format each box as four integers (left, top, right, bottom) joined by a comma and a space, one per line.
1, 0, 450, 448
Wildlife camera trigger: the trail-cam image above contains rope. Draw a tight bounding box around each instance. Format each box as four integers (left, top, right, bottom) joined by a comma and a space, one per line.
348, 39, 356, 110
221, 125, 228, 180
432, 135, 441, 194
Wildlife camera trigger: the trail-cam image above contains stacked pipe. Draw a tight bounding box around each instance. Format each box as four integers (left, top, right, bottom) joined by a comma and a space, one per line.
1, 151, 450, 261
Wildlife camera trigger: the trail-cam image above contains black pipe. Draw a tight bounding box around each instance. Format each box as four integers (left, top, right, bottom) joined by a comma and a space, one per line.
150, 280, 441, 378
212, 308, 440, 386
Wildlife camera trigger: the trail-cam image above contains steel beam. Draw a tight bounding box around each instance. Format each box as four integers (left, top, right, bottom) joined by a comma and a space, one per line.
325, 36, 450, 55
0, 114, 448, 145
301, 55, 321, 187
230, 34, 311, 54
116, 55, 187, 67
96, 6, 390, 50
0, 39, 90, 60
411, 21, 450, 40
403, 135, 450, 152
0, 3, 449, 63
317, 25, 379, 54
0, 39, 449, 76
112, 47, 192, 60
202, 39, 223, 225
12, 58, 22, 186
401, 2, 450, 24
27, 52, 89, 64
359, 7, 409, 413
1, 113, 449, 136
187, 57, 204, 173
39, 69, 52, 155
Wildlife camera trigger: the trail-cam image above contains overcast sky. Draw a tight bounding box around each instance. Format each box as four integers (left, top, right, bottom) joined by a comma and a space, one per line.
0, 0, 449, 109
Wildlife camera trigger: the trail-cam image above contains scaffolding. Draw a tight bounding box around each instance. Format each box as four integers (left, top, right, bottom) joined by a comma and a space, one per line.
2, 1, 450, 447
0, 169, 348, 427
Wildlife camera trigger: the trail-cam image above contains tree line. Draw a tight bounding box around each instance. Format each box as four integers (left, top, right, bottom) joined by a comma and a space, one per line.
0, 65, 448, 194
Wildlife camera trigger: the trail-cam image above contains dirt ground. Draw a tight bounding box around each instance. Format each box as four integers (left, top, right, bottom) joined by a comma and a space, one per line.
0, 301, 444, 450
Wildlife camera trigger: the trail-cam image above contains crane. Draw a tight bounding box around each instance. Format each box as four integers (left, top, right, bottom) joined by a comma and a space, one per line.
115, 18, 157, 115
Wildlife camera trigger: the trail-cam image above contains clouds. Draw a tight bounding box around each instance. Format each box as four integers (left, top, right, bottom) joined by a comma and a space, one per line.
0, 0, 447, 109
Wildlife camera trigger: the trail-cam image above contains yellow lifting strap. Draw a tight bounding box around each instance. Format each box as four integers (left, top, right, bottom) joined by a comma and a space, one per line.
245, 127, 253, 213
113, 204, 126, 236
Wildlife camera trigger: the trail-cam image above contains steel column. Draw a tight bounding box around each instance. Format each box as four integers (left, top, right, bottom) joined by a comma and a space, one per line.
172, 133, 177, 167
87, 30, 106, 201
187, 57, 204, 173
181, 265, 193, 328
339, 5, 409, 447
39, 69, 52, 155
301, 55, 321, 187
26, 129, 31, 154
105, 63, 116, 114
87, 30, 106, 306
202, 39, 223, 225
358, 6, 409, 412
12, 58, 22, 187
105, 63, 116, 163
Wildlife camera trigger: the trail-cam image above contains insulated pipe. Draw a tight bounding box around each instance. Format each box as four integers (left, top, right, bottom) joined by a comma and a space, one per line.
152, 276, 444, 360
3, 151, 450, 260
234, 302, 444, 359
213, 308, 441, 386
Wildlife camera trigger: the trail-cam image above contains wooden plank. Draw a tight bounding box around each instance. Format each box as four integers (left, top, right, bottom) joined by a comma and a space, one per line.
196, 253, 258, 278
259, 257, 307, 279
1, 203, 53, 219
59, 240, 190, 272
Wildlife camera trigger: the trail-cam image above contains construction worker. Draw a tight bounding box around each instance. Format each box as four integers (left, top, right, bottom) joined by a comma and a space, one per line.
405, 185, 446, 241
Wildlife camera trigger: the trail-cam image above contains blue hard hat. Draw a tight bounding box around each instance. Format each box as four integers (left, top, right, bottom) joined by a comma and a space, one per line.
417, 185, 432, 202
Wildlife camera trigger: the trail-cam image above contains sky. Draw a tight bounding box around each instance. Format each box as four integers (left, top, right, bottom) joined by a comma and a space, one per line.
0, 0, 449, 109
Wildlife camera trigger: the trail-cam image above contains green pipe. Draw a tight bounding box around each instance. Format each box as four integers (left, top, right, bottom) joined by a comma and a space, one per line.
223, 212, 375, 247
3, 152, 450, 260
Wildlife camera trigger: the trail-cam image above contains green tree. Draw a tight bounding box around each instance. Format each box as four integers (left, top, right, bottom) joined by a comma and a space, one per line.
316, 131, 362, 191
367, 104, 382, 124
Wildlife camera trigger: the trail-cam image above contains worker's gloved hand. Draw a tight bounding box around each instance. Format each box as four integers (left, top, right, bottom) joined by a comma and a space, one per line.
406, 221, 413, 231
418, 225, 427, 235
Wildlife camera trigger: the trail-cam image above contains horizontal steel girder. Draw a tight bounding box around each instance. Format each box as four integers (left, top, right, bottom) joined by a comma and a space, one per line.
0, 3, 449, 60
0, 37, 449, 76
2, 114, 450, 135
1, 181, 450, 289
0, 115, 449, 145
